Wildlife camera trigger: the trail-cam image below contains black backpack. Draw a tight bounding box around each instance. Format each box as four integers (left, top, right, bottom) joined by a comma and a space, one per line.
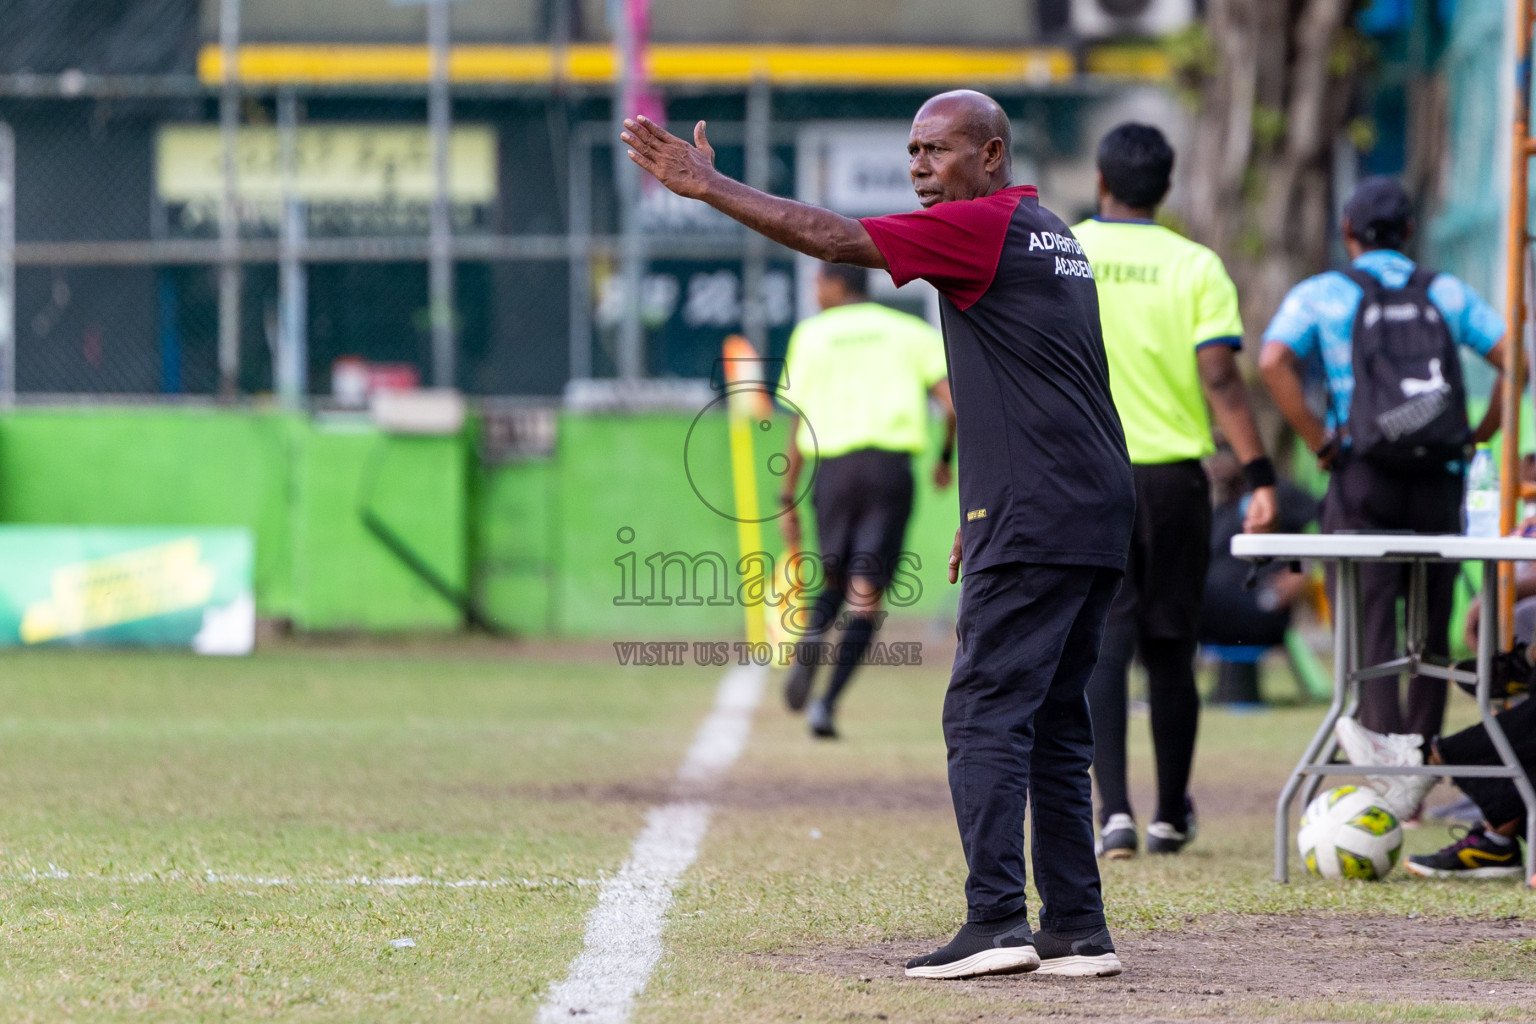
1341, 267, 1471, 471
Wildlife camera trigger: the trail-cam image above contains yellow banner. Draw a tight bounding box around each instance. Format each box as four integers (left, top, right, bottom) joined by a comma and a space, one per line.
21, 539, 216, 644
155, 124, 498, 205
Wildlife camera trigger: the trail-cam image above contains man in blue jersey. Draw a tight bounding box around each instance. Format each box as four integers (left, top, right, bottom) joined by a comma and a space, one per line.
1259, 177, 1508, 775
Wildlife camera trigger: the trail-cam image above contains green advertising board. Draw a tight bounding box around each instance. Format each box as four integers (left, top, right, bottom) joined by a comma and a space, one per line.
0, 527, 255, 653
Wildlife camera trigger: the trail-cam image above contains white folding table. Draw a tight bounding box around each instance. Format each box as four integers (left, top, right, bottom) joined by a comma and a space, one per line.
1231, 533, 1536, 885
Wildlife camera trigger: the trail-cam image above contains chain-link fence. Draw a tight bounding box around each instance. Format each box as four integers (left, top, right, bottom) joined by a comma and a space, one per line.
0, 0, 1153, 404
0, 89, 835, 401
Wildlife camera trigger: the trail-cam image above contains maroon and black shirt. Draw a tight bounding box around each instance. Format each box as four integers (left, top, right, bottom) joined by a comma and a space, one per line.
862, 185, 1134, 572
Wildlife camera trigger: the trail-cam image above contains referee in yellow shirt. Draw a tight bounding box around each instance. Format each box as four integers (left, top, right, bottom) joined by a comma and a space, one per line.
1073, 123, 1276, 857
777, 263, 955, 739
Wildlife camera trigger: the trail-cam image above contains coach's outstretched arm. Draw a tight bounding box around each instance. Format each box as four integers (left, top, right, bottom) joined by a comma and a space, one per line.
622, 117, 887, 269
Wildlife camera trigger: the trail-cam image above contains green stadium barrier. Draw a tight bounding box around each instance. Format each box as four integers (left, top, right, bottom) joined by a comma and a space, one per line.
0, 408, 466, 632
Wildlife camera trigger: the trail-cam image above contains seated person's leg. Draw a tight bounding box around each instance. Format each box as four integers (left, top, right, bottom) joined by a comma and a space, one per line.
1405, 817, 1524, 879
1336, 699, 1536, 825
1405, 701, 1536, 879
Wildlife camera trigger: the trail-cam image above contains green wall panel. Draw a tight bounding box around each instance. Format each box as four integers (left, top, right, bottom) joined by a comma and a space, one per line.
475, 458, 557, 636
291, 419, 467, 631
0, 406, 959, 639
553, 412, 742, 638
0, 408, 300, 617
539, 410, 962, 640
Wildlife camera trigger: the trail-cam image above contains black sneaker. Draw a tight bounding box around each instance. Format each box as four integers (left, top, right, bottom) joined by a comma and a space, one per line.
1146, 801, 1197, 855
1453, 643, 1532, 700
1098, 814, 1137, 860
807, 698, 838, 740
1405, 824, 1524, 879
904, 911, 1039, 979
782, 656, 818, 712
1033, 925, 1123, 977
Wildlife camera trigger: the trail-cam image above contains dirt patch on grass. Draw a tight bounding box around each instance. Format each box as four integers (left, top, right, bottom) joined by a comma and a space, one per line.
478, 775, 955, 813
764, 914, 1536, 1022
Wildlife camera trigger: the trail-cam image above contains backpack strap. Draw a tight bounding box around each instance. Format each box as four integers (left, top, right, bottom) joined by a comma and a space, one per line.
1341, 267, 1381, 296
1403, 266, 1438, 295
1336, 269, 1382, 446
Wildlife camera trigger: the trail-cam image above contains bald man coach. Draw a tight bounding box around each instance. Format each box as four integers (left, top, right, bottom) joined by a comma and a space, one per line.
622, 91, 1131, 980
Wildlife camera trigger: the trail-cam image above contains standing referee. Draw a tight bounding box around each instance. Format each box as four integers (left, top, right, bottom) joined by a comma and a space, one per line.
622, 88, 1133, 979
1073, 123, 1277, 860
776, 262, 954, 740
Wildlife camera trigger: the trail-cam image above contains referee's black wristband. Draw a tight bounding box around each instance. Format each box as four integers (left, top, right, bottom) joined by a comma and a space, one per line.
939, 442, 955, 466
1243, 456, 1278, 491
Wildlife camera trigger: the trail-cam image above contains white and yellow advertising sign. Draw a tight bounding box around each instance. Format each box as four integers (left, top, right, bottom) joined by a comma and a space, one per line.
0, 528, 255, 654
155, 123, 498, 235
156, 123, 497, 204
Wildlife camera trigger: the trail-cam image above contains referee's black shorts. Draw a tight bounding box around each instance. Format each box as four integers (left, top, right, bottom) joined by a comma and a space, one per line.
811, 447, 914, 591
1113, 459, 1211, 640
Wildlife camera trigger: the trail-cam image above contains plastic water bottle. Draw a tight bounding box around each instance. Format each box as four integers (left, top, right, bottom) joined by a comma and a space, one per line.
1465, 447, 1500, 537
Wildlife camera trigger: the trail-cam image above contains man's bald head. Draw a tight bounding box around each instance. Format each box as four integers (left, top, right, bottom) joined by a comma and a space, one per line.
907, 90, 1013, 207
916, 90, 1013, 156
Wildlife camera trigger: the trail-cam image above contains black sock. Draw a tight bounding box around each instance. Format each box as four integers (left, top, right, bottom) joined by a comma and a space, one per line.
791, 586, 844, 664
1142, 636, 1200, 831
1039, 920, 1106, 941
800, 587, 844, 641
822, 615, 876, 708
967, 905, 1031, 935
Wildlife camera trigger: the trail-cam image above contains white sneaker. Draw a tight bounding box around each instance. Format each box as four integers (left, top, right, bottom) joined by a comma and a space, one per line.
1333, 718, 1436, 820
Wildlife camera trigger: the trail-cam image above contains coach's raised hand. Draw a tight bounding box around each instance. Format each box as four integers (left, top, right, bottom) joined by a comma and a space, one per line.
619, 115, 884, 268
622, 117, 717, 199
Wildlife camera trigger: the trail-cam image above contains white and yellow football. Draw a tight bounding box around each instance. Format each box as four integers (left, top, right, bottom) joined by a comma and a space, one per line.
1298, 785, 1403, 880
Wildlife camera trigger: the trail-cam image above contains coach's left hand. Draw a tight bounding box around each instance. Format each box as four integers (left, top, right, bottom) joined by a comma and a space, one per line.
1244, 485, 1278, 533
948, 528, 963, 584
622, 117, 718, 200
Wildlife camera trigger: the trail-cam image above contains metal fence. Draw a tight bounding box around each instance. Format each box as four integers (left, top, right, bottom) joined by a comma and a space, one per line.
0, 2, 1149, 405
0, 86, 845, 403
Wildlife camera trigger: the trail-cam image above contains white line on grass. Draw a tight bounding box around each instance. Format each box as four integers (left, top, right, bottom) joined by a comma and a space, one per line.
0, 867, 599, 890
536, 662, 767, 1024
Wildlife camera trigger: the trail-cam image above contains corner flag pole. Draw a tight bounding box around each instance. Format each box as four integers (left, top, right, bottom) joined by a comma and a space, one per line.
1499, 0, 1535, 644
722, 335, 770, 647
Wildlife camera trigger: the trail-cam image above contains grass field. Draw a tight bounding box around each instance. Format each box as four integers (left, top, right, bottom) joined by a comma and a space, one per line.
0, 639, 1531, 1022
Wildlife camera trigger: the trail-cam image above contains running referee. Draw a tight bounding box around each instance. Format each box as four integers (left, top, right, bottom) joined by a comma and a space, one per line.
776, 262, 954, 740
1073, 123, 1277, 860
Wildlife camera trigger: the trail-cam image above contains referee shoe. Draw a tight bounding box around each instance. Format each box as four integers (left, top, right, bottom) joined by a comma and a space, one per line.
1146, 801, 1197, 855
904, 910, 1039, 979
1097, 814, 1137, 860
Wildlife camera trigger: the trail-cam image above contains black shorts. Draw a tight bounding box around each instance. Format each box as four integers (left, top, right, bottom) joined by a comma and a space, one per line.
812, 448, 914, 591
1113, 459, 1211, 640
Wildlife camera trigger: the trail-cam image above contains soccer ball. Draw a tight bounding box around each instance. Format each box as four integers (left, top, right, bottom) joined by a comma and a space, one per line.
1298, 785, 1403, 880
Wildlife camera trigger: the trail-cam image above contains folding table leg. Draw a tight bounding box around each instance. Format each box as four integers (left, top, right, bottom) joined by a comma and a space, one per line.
1303, 560, 1361, 807
1276, 559, 1355, 882
1476, 560, 1536, 888
1406, 560, 1428, 659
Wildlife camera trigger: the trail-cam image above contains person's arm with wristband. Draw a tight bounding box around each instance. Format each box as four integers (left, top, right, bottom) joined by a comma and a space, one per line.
1192, 255, 1276, 533
1198, 344, 1278, 532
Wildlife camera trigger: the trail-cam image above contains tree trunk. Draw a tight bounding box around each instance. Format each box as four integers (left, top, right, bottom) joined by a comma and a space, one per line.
1175, 0, 1364, 457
